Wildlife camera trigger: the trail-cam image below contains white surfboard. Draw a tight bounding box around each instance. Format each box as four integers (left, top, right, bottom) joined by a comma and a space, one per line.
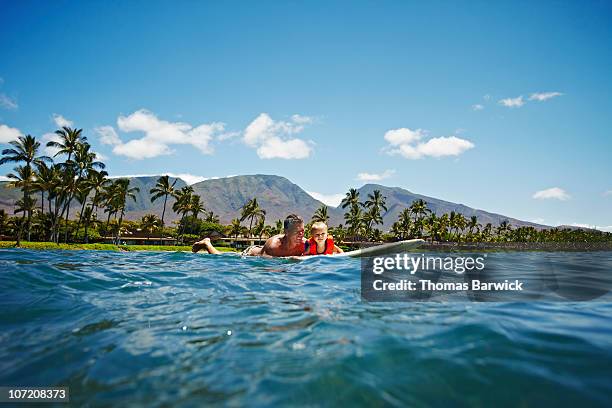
294, 239, 425, 260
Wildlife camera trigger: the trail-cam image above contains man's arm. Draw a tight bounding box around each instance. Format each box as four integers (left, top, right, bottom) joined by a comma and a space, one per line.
332, 244, 344, 254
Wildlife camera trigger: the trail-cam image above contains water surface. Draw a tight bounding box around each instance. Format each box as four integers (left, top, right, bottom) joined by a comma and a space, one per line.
1, 249, 611, 406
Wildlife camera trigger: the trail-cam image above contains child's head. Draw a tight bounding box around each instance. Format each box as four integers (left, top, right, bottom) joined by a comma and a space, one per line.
310, 221, 328, 243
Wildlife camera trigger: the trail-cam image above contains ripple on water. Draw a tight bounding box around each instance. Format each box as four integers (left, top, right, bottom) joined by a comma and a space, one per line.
0, 248, 611, 406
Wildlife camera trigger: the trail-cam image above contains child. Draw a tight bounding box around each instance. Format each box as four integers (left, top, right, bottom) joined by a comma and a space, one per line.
303, 221, 344, 255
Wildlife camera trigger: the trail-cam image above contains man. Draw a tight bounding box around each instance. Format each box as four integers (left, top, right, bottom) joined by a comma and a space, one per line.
192, 214, 306, 257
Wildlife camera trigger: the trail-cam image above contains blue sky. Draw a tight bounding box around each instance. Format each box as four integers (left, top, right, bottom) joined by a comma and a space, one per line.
1, 0, 611, 229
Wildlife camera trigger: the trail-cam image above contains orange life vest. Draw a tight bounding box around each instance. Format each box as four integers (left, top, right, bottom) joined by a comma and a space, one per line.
305, 237, 334, 255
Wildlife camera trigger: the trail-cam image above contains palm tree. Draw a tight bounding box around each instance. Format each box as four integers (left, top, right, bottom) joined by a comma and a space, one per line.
312, 204, 330, 223
438, 213, 450, 241
329, 223, 346, 243
227, 218, 243, 240
13, 195, 36, 245
240, 198, 265, 237
0, 209, 9, 236
363, 206, 383, 239
149, 175, 177, 228
73, 183, 90, 241
62, 141, 104, 242
497, 220, 512, 241
101, 181, 120, 236
364, 190, 387, 213
448, 211, 467, 241
140, 214, 161, 240
7, 165, 36, 242
424, 213, 439, 242
46, 128, 93, 242
364, 190, 387, 232
46, 127, 86, 162
340, 188, 360, 209
32, 162, 54, 215
172, 186, 194, 239
113, 179, 139, 244
189, 194, 206, 233
344, 204, 363, 241
87, 169, 109, 220
204, 210, 220, 224
2, 135, 50, 241
81, 205, 99, 243
261, 225, 273, 241
45, 163, 66, 241
409, 200, 431, 236
482, 223, 493, 242
273, 219, 283, 235
253, 217, 266, 242
467, 216, 480, 241
391, 208, 413, 240
1, 134, 50, 169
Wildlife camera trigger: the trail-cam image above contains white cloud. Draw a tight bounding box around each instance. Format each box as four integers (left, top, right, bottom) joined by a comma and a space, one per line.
98, 109, 228, 160
603, 190, 612, 197
483, 94, 491, 100
0, 175, 9, 181
110, 172, 215, 185
243, 113, 313, 159
41, 132, 62, 156
472, 104, 484, 111
307, 191, 344, 207
532, 187, 570, 201
384, 128, 475, 160
0, 124, 23, 143
357, 169, 395, 182
216, 131, 241, 141
417, 136, 475, 157
167, 173, 209, 185
257, 137, 311, 159
499, 96, 525, 108
113, 138, 171, 159
95, 126, 122, 145
291, 114, 313, 124
0, 94, 18, 110
53, 114, 73, 128
529, 92, 563, 101
384, 128, 424, 146
93, 151, 108, 161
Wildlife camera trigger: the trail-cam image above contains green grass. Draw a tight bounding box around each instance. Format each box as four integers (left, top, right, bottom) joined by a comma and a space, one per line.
0, 241, 237, 253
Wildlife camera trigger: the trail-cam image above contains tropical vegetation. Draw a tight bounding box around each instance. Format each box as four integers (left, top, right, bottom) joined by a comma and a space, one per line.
1, 129, 610, 249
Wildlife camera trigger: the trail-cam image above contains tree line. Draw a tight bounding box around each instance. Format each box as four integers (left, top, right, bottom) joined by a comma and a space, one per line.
1, 128, 610, 245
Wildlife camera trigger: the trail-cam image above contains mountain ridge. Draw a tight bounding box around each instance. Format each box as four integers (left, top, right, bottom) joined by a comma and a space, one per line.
0, 174, 549, 229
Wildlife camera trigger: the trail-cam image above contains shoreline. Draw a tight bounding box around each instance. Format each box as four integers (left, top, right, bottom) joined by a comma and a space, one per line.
419, 241, 612, 252
2, 241, 611, 253
0, 241, 237, 253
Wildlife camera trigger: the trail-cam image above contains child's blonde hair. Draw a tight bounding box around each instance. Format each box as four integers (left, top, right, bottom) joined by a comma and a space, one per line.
310, 221, 328, 232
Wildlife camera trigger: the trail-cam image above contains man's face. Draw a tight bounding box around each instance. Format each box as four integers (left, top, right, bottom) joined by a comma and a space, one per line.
286, 223, 305, 245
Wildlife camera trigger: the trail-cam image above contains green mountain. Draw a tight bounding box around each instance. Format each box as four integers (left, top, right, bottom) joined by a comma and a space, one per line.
191, 175, 342, 225
356, 184, 547, 229
0, 175, 548, 229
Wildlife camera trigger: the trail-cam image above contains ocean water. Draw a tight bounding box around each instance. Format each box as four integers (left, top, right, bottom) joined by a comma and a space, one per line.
1, 249, 611, 407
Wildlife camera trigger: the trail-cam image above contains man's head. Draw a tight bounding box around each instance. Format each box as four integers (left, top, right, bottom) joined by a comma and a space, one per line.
310, 221, 328, 244
283, 214, 305, 245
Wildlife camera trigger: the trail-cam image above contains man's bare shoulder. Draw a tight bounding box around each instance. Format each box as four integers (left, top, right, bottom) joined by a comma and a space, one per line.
261, 234, 285, 256
261, 234, 306, 257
